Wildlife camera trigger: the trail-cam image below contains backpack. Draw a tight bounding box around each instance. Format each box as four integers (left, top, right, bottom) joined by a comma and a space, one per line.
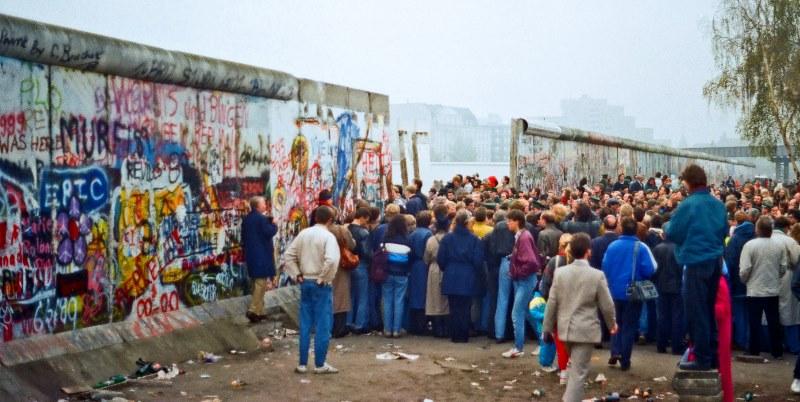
369, 244, 389, 283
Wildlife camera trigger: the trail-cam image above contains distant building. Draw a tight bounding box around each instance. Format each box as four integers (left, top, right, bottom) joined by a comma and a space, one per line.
540, 95, 655, 143
389, 102, 510, 163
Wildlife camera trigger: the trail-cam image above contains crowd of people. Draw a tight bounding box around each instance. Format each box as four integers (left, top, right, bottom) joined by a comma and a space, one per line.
241, 165, 800, 401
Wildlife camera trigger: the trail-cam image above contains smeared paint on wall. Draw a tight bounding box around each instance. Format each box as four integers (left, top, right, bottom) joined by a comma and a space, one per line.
0, 55, 392, 343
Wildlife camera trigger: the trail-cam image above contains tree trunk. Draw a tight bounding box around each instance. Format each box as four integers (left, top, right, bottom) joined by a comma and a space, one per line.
778, 130, 800, 182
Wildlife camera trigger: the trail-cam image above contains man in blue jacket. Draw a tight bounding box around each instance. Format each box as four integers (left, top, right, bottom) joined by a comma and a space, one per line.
665, 164, 727, 371
241, 196, 278, 323
602, 217, 657, 371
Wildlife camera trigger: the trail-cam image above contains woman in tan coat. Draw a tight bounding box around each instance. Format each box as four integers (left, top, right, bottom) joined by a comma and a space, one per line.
329, 222, 355, 338
425, 207, 450, 337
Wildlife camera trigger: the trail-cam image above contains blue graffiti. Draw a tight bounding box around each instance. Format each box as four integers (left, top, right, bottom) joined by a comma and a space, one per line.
334, 112, 359, 202
39, 167, 109, 213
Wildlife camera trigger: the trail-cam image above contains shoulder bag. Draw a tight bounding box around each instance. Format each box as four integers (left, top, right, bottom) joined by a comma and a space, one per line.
625, 241, 659, 301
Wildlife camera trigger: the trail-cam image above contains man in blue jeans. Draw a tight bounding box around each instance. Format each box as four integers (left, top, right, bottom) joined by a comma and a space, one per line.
500, 209, 542, 358
284, 206, 341, 374
666, 164, 727, 371
602, 217, 657, 371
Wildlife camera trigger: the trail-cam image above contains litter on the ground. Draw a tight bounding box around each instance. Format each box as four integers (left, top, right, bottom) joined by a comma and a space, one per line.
653, 376, 668, 382
375, 351, 419, 361
156, 364, 180, 380
479, 369, 490, 374
595, 373, 607, 383
300, 379, 311, 384
444, 357, 455, 361
376, 352, 399, 360
198, 351, 222, 363
503, 385, 514, 390
231, 379, 247, 388
471, 382, 480, 387
200, 374, 211, 379
180, 391, 187, 396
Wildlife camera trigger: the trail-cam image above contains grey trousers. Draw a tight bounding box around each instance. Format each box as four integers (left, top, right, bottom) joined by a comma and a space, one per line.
563, 342, 594, 402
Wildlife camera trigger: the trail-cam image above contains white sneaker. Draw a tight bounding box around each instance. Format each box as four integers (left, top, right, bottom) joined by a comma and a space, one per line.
792, 379, 800, 394
559, 370, 569, 385
501, 348, 523, 358
295, 365, 307, 374
541, 364, 558, 373
314, 363, 339, 374
531, 346, 541, 356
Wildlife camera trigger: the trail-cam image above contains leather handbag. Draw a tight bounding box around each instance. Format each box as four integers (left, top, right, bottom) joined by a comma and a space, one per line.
340, 244, 360, 271
625, 241, 659, 301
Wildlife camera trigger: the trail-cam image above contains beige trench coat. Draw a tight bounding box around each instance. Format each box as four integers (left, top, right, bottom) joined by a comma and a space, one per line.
329, 224, 355, 314
425, 232, 449, 316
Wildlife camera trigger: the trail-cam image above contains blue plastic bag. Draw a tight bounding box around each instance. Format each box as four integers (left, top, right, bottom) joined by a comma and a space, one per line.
528, 292, 556, 367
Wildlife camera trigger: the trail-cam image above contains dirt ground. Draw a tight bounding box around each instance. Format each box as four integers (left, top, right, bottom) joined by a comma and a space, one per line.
113, 332, 796, 402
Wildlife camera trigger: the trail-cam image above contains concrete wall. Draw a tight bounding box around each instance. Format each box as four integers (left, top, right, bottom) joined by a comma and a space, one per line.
0, 15, 391, 345
512, 119, 755, 192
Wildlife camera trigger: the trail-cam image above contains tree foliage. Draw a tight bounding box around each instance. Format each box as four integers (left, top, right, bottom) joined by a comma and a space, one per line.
705, 0, 800, 180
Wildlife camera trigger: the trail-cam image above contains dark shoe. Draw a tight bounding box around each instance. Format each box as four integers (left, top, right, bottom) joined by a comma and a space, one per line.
620, 363, 631, 371
246, 311, 262, 323
608, 355, 621, 366
679, 361, 712, 371
657, 347, 667, 354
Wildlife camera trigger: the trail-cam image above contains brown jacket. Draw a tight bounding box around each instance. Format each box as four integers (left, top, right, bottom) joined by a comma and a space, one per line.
543, 259, 616, 344
329, 224, 355, 314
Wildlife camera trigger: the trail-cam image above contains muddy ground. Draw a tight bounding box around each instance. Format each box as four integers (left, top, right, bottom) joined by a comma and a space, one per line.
104, 332, 795, 402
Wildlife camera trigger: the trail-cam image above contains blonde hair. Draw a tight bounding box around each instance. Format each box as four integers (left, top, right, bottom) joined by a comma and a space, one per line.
558, 233, 573, 251
404, 214, 416, 231
385, 203, 401, 218
551, 204, 569, 223
619, 203, 634, 219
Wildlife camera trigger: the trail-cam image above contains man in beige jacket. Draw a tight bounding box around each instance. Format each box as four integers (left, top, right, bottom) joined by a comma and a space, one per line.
544, 233, 617, 402
284, 206, 341, 375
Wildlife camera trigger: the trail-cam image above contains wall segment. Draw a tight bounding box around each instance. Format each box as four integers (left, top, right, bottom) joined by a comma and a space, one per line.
0, 14, 391, 344
511, 118, 755, 191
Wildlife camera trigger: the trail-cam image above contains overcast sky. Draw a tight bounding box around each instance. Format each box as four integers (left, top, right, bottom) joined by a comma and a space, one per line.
0, 0, 736, 146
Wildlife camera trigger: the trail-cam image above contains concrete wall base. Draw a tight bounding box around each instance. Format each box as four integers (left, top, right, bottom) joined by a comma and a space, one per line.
0, 286, 300, 401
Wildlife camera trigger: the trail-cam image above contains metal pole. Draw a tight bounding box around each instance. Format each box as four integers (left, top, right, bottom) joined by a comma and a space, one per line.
398, 130, 409, 188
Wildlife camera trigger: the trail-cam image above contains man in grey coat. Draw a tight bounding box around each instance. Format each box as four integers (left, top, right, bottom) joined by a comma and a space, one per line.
544, 233, 617, 402
740, 216, 789, 359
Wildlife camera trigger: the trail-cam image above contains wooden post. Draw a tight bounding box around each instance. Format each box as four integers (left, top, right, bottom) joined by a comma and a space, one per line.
398, 130, 409, 187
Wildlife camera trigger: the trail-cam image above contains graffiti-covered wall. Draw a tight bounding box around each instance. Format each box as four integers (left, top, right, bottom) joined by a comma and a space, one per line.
512, 120, 755, 192
0, 51, 390, 343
